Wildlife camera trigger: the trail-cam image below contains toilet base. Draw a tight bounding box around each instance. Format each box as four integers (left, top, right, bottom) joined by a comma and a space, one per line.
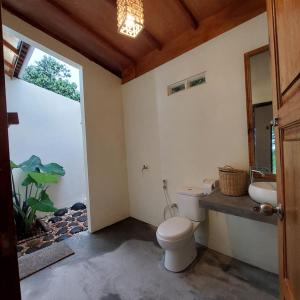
163, 237, 197, 272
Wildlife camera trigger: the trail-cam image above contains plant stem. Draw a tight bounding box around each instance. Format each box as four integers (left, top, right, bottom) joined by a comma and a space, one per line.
11, 171, 20, 206
29, 183, 33, 198
25, 186, 28, 202
35, 186, 39, 198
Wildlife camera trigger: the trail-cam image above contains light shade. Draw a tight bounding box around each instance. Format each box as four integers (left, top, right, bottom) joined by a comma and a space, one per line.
117, 0, 144, 38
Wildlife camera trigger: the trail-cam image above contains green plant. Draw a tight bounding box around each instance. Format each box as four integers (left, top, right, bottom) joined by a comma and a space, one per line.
23, 55, 80, 101
11, 155, 65, 240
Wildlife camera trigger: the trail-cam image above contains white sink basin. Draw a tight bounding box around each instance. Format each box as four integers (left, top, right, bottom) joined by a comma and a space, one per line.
248, 182, 277, 206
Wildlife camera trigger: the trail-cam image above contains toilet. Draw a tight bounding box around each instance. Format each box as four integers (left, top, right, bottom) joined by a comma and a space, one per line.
156, 187, 206, 272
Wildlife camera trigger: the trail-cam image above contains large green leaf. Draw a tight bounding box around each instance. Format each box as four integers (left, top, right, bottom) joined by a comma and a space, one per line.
19, 155, 42, 172
28, 172, 59, 184
10, 161, 18, 169
27, 191, 57, 212
21, 175, 37, 186
40, 163, 65, 176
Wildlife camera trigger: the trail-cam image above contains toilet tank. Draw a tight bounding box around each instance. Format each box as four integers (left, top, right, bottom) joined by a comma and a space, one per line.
176, 187, 206, 222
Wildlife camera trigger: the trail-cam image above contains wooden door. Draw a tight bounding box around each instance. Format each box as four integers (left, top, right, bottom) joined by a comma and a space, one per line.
267, 0, 300, 299
0, 3, 21, 299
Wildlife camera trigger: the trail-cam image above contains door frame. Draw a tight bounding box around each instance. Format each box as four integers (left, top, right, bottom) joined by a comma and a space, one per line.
267, 0, 300, 299
0, 2, 21, 299
267, 0, 286, 297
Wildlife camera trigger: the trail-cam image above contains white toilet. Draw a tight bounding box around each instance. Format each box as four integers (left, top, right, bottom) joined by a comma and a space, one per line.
156, 187, 206, 272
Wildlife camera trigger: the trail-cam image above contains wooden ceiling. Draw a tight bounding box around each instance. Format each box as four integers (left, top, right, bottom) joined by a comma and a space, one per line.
2, 0, 266, 83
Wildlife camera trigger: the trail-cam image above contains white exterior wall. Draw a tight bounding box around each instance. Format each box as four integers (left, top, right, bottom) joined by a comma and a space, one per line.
3, 10, 129, 232
122, 13, 278, 274
6, 78, 86, 209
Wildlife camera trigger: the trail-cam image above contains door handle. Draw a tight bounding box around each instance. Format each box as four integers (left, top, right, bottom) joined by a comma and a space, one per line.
253, 203, 284, 220
270, 117, 279, 127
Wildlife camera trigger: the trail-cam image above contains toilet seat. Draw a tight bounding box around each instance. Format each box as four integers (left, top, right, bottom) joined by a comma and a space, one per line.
157, 217, 193, 242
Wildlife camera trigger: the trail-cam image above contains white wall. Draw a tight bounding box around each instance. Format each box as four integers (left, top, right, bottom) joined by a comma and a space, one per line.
2, 10, 129, 232
6, 78, 86, 209
122, 13, 278, 274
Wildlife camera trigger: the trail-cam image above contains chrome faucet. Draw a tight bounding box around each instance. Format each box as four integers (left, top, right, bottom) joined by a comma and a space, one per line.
250, 166, 266, 183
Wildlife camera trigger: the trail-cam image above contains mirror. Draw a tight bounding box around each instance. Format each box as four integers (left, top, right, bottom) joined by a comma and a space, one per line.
244, 45, 276, 177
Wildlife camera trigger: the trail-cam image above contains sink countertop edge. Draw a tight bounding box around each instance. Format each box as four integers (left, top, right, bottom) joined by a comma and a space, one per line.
199, 189, 277, 225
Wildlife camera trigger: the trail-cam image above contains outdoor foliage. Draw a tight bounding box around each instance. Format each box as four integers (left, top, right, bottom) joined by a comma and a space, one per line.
11, 155, 65, 240
23, 55, 80, 101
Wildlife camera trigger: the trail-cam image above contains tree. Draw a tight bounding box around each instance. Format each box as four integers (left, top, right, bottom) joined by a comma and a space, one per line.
23, 55, 80, 101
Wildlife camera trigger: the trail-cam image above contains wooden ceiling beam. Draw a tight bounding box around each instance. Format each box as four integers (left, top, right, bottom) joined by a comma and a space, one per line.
142, 29, 162, 51
4, 69, 13, 78
47, 0, 135, 64
106, 0, 162, 50
175, 0, 199, 30
7, 112, 19, 126
2, 3, 122, 77
3, 39, 19, 56
14, 42, 30, 78
4, 59, 14, 69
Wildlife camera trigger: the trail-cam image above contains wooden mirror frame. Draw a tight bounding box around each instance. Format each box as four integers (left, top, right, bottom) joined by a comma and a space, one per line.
244, 44, 276, 181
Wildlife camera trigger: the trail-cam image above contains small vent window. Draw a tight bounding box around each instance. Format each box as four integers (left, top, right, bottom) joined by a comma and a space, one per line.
187, 74, 206, 88
167, 72, 206, 96
168, 81, 186, 96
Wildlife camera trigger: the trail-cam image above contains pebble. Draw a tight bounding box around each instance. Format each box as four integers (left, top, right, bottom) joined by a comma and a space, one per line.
69, 222, 79, 227
54, 208, 68, 217
16, 245, 23, 252
71, 203, 86, 211
72, 211, 82, 217
43, 234, 54, 241
49, 216, 62, 223
25, 246, 40, 254
55, 221, 68, 228
77, 215, 87, 223
39, 241, 52, 249
70, 226, 83, 235
57, 227, 68, 235
55, 234, 70, 242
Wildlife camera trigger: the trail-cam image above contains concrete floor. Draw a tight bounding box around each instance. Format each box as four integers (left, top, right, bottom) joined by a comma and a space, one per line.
21, 217, 279, 300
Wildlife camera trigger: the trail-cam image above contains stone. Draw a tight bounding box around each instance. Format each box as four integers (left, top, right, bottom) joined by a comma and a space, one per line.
69, 222, 79, 227
54, 208, 68, 217
55, 234, 70, 242
26, 238, 41, 248
83, 221, 88, 227
49, 216, 62, 223
65, 216, 75, 222
77, 215, 87, 223
17, 245, 23, 252
43, 234, 54, 241
56, 221, 68, 228
70, 226, 83, 235
25, 246, 40, 254
72, 211, 82, 217
39, 241, 53, 249
57, 227, 68, 235
71, 202, 86, 211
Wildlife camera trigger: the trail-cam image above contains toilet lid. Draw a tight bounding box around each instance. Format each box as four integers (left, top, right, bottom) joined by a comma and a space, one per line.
157, 217, 193, 241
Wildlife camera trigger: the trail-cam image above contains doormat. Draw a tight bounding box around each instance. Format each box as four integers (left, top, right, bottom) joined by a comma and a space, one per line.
18, 241, 74, 280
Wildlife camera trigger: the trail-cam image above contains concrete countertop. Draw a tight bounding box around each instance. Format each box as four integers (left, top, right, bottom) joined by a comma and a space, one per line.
199, 189, 277, 225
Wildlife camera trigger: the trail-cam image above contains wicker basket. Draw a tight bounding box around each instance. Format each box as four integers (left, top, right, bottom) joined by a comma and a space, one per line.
218, 166, 248, 196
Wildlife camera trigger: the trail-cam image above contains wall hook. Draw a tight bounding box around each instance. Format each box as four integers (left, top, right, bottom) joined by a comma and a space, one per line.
142, 164, 149, 172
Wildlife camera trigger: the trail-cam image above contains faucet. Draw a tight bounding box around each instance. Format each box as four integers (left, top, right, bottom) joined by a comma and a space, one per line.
250, 166, 266, 183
